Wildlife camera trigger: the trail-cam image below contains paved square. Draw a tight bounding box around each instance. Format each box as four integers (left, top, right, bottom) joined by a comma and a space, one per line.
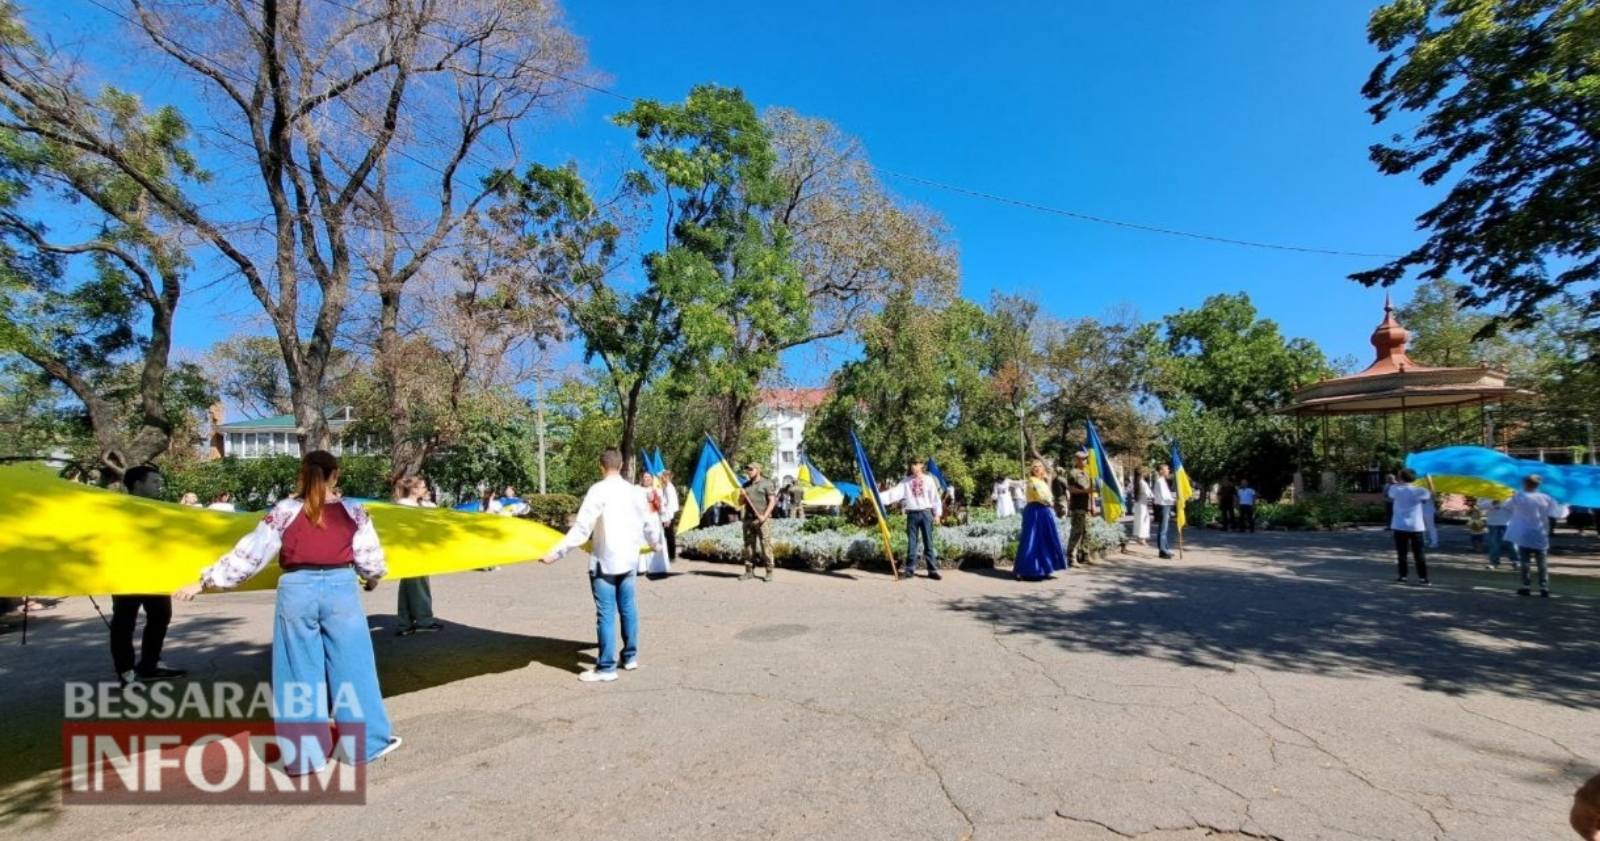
3, 528, 1596, 840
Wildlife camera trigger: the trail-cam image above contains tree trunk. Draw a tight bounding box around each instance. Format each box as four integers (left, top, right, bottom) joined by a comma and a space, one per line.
721, 394, 752, 465
619, 381, 644, 479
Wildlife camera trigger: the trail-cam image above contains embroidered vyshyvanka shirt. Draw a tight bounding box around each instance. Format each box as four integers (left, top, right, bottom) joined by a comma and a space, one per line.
200, 498, 387, 590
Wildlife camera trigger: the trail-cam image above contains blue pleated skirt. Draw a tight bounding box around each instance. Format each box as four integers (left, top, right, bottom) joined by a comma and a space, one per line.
1014, 502, 1068, 580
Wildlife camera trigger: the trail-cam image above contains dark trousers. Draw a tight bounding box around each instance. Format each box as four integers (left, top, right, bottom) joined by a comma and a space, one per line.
110, 594, 172, 675
905, 509, 937, 573
1394, 530, 1427, 580
1239, 504, 1256, 532
1220, 504, 1236, 531
664, 523, 677, 561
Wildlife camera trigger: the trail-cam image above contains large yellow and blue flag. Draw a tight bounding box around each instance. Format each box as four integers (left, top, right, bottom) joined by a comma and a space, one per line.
675, 435, 743, 533
1169, 440, 1194, 531
796, 452, 845, 507
1084, 419, 1125, 523
849, 427, 899, 575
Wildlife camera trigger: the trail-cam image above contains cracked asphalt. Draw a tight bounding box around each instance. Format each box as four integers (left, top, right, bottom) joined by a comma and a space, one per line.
3, 526, 1597, 840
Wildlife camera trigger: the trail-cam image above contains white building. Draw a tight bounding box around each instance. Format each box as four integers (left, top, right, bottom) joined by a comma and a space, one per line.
757, 388, 830, 482
217, 407, 378, 458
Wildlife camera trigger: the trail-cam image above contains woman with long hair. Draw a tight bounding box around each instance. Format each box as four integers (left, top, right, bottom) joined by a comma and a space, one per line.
175, 450, 401, 774
1013, 460, 1069, 580
637, 472, 671, 576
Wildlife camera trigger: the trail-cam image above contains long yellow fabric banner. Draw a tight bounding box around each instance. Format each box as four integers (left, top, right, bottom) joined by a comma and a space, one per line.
0, 465, 562, 596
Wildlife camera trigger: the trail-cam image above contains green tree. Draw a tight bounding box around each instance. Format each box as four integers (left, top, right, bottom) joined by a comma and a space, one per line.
1356, 0, 1600, 339
1150, 293, 1332, 497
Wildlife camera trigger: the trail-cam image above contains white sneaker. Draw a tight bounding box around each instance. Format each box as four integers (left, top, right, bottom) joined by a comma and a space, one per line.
578, 670, 618, 683
622, 659, 639, 671
370, 736, 404, 761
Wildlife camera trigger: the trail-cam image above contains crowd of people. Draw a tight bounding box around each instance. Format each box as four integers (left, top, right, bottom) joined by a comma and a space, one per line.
1384, 469, 1564, 597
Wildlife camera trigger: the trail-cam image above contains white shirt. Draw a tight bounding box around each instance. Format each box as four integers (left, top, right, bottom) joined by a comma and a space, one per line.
1387, 484, 1432, 532
206, 501, 237, 512
879, 473, 943, 518
552, 474, 663, 575
1237, 487, 1257, 506
1151, 476, 1175, 506
1479, 498, 1512, 527
660, 482, 680, 521
1505, 490, 1561, 550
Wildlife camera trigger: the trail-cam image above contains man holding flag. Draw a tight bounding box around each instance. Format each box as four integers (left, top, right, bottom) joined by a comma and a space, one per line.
880, 458, 945, 580
1064, 450, 1097, 567
1169, 442, 1195, 558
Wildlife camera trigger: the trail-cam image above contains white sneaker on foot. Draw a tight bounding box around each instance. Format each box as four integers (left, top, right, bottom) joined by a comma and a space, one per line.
622, 659, 639, 671
370, 736, 404, 762
578, 669, 618, 683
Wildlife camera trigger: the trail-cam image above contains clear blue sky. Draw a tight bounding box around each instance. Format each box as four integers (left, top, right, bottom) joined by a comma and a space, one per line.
45, 0, 1431, 385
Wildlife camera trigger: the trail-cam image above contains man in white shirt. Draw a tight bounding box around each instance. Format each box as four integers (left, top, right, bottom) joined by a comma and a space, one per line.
659, 469, 680, 562
1236, 480, 1258, 533
880, 459, 945, 580
1505, 474, 1562, 597
1151, 464, 1176, 559
1387, 469, 1432, 585
541, 449, 664, 682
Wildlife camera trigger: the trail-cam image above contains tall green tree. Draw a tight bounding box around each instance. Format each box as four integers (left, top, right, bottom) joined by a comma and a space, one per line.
0, 16, 209, 478
1356, 0, 1600, 341
1150, 293, 1332, 497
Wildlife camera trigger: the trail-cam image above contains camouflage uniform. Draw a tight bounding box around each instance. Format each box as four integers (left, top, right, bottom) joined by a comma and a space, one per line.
742, 477, 776, 577
1065, 468, 1093, 565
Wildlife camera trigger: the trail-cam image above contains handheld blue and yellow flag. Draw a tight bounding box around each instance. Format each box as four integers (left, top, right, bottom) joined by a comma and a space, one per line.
849, 427, 899, 576
675, 435, 744, 533
925, 456, 951, 492
1169, 440, 1194, 530
1084, 419, 1125, 523
652, 448, 667, 476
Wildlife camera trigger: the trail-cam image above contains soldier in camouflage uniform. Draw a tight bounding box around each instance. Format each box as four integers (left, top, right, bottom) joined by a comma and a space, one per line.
740, 463, 778, 581
1065, 450, 1098, 566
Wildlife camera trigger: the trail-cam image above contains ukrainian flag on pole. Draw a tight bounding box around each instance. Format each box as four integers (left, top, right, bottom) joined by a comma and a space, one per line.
675, 435, 743, 533
1169, 440, 1194, 531
849, 427, 899, 576
1084, 419, 1125, 523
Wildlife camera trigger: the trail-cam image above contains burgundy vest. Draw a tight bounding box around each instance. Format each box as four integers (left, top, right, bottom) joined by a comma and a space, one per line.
279, 502, 358, 568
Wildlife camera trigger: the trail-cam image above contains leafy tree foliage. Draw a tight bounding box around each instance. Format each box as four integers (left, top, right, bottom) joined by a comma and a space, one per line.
1357, 0, 1600, 341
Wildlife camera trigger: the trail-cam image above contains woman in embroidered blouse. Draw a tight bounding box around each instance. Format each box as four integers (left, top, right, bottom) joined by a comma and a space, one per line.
175, 450, 401, 774
1013, 460, 1069, 580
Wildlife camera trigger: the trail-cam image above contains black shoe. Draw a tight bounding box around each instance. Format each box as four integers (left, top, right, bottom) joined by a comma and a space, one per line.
1540, 589, 1550, 598
1517, 587, 1531, 596
1158, 552, 1173, 560
414, 622, 443, 633
136, 663, 187, 681
900, 571, 917, 580
1418, 579, 1430, 586
928, 571, 942, 581
1396, 577, 1408, 584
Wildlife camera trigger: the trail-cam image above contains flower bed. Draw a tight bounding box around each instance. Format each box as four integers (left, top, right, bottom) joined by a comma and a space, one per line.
678, 513, 1123, 573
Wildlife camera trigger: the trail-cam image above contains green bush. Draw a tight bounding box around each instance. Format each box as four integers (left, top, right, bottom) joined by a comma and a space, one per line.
522, 494, 580, 529
800, 515, 854, 534
1254, 494, 1388, 531
164, 455, 393, 510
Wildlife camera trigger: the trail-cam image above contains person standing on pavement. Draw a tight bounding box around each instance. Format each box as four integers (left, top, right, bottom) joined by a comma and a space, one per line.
637, 472, 671, 576
111, 465, 187, 686
1063, 451, 1096, 567
739, 462, 778, 581
1013, 460, 1068, 580
659, 469, 680, 562
1130, 469, 1152, 545
1387, 468, 1432, 585
880, 459, 945, 580
1480, 496, 1516, 569
1151, 464, 1176, 559
393, 476, 443, 636
1505, 474, 1562, 598
1217, 480, 1237, 532
176, 450, 402, 771
540, 449, 664, 681
1236, 479, 1258, 533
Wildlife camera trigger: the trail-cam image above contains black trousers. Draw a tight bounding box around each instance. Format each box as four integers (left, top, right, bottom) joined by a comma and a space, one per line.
1219, 504, 1236, 531
1239, 504, 1256, 532
1393, 530, 1427, 580
663, 523, 677, 561
110, 594, 172, 675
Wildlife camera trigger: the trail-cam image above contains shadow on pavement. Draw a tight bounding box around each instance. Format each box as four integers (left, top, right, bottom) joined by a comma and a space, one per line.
946, 537, 1600, 709
0, 609, 585, 826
